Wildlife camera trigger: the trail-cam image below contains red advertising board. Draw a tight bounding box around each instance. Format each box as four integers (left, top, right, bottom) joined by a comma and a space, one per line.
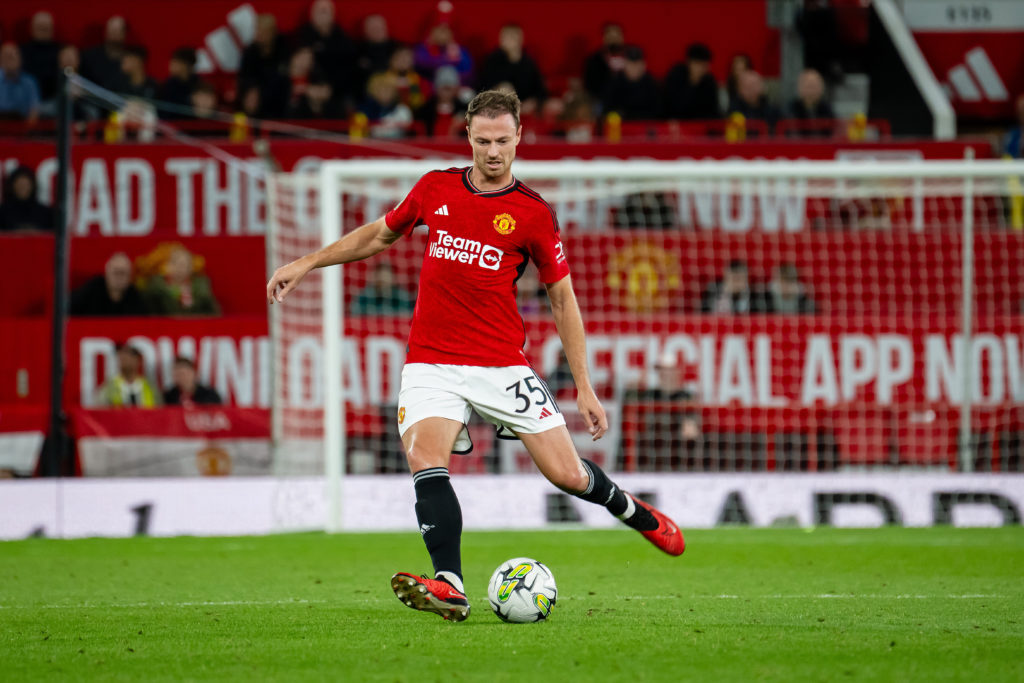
0, 140, 992, 239
1, 315, 1020, 412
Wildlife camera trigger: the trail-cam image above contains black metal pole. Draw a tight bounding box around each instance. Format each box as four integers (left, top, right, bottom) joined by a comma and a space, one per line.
42, 68, 73, 477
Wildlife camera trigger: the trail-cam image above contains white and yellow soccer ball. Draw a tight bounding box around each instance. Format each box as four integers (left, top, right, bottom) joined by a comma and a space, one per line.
487, 557, 557, 623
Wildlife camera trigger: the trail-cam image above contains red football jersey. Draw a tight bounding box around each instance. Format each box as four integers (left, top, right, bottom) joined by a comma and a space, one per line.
385, 166, 569, 367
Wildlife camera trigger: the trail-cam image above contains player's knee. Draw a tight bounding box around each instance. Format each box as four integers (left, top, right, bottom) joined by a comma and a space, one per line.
545, 465, 589, 495
404, 445, 447, 473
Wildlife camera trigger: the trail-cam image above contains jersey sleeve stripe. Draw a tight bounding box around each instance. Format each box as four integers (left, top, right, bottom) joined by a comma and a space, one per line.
514, 186, 561, 233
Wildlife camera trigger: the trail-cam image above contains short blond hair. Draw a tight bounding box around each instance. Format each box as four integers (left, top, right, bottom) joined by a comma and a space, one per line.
466, 89, 521, 130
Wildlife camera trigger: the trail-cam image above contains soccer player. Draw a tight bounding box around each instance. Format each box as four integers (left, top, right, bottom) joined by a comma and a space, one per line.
266, 90, 684, 622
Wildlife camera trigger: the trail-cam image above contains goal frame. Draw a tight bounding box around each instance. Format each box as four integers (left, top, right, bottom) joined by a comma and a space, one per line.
316, 156, 1024, 531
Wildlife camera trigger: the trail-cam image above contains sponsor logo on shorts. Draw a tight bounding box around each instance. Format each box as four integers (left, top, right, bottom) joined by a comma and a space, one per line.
398, 407, 406, 424
493, 212, 516, 235
538, 407, 553, 419
428, 229, 504, 270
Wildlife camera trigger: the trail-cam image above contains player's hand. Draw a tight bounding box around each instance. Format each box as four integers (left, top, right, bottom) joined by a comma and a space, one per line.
577, 388, 608, 441
267, 255, 316, 304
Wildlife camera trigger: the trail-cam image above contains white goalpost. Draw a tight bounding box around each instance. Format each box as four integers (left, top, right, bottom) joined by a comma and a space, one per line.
265, 157, 1024, 532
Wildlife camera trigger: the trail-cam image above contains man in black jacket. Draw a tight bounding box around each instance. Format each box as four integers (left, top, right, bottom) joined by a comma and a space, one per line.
583, 22, 626, 101
70, 252, 148, 316
294, 0, 357, 103
163, 357, 222, 406
0, 166, 54, 232
477, 24, 546, 115
664, 43, 720, 120
601, 46, 660, 121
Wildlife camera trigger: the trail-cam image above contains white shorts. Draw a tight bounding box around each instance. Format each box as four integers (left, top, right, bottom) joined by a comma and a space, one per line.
397, 363, 567, 453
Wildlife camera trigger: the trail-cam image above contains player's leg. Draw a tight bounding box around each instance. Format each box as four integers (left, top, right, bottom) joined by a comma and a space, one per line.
403, 416, 464, 587
517, 425, 685, 556
391, 364, 473, 620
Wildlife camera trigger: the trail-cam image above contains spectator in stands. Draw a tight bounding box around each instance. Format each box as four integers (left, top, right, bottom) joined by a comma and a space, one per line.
1004, 93, 1024, 159
287, 69, 342, 119
70, 252, 148, 316
477, 24, 546, 116
417, 65, 470, 137
701, 260, 770, 314
728, 70, 779, 129
788, 68, 833, 132
545, 348, 576, 400
189, 82, 219, 119
601, 46, 660, 121
236, 84, 263, 118
356, 14, 399, 91
768, 263, 815, 314
163, 357, 222, 407
95, 343, 160, 408
20, 12, 61, 114
294, 0, 357, 102
615, 192, 675, 229
145, 246, 221, 315
797, 0, 842, 84
119, 46, 157, 100
559, 77, 597, 141
726, 53, 752, 105
414, 20, 472, 85
81, 15, 127, 91
359, 72, 414, 138
57, 45, 98, 121
0, 166, 53, 232
351, 262, 415, 316
516, 265, 546, 315
0, 43, 40, 122
284, 47, 315, 116
664, 42, 720, 120
159, 48, 199, 118
583, 22, 626, 103
237, 14, 288, 107
622, 350, 701, 471
385, 46, 427, 113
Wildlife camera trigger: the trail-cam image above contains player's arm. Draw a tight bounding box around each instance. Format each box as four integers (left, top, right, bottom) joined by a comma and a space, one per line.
545, 274, 608, 441
266, 216, 400, 304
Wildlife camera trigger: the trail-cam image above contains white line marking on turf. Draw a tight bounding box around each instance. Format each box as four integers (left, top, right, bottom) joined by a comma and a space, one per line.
566, 594, 1009, 601
0, 599, 329, 610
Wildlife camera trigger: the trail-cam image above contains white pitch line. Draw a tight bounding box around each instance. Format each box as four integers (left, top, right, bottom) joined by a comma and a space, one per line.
566, 594, 1010, 601
1, 595, 1012, 610
0, 599, 329, 610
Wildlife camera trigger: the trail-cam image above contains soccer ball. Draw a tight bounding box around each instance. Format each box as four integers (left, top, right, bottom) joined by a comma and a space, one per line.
487, 557, 557, 623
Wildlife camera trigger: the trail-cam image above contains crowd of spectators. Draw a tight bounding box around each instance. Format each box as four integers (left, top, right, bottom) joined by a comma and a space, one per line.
701, 260, 815, 315
0, 4, 850, 137
71, 247, 224, 411
69, 247, 221, 317
94, 344, 222, 409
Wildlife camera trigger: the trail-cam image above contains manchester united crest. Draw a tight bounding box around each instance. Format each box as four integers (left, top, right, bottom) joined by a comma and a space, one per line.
398, 407, 406, 424
493, 213, 516, 235
606, 241, 682, 313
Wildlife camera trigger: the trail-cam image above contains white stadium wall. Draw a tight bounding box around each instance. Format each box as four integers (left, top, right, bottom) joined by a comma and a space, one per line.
1, 474, 1021, 540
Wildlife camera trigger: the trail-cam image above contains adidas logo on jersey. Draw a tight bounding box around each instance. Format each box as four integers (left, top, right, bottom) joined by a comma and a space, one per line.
539, 408, 553, 419
434, 205, 450, 216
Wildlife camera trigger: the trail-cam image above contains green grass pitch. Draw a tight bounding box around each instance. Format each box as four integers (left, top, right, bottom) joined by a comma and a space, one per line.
1, 527, 1022, 682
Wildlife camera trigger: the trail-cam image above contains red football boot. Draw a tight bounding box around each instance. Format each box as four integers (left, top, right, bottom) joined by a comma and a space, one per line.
629, 494, 686, 556
391, 572, 471, 621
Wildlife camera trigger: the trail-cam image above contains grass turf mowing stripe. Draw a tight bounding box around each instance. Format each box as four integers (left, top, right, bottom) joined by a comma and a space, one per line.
0, 527, 1021, 682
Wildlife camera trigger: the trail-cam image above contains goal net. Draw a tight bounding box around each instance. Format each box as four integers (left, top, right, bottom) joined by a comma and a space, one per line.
267, 158, 1024, 525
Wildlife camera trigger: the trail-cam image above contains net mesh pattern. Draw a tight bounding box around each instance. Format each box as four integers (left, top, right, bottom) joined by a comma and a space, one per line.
266, 165, 1024, 475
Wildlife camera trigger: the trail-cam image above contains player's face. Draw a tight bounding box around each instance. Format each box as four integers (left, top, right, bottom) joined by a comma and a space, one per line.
468, 114, 521, 184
